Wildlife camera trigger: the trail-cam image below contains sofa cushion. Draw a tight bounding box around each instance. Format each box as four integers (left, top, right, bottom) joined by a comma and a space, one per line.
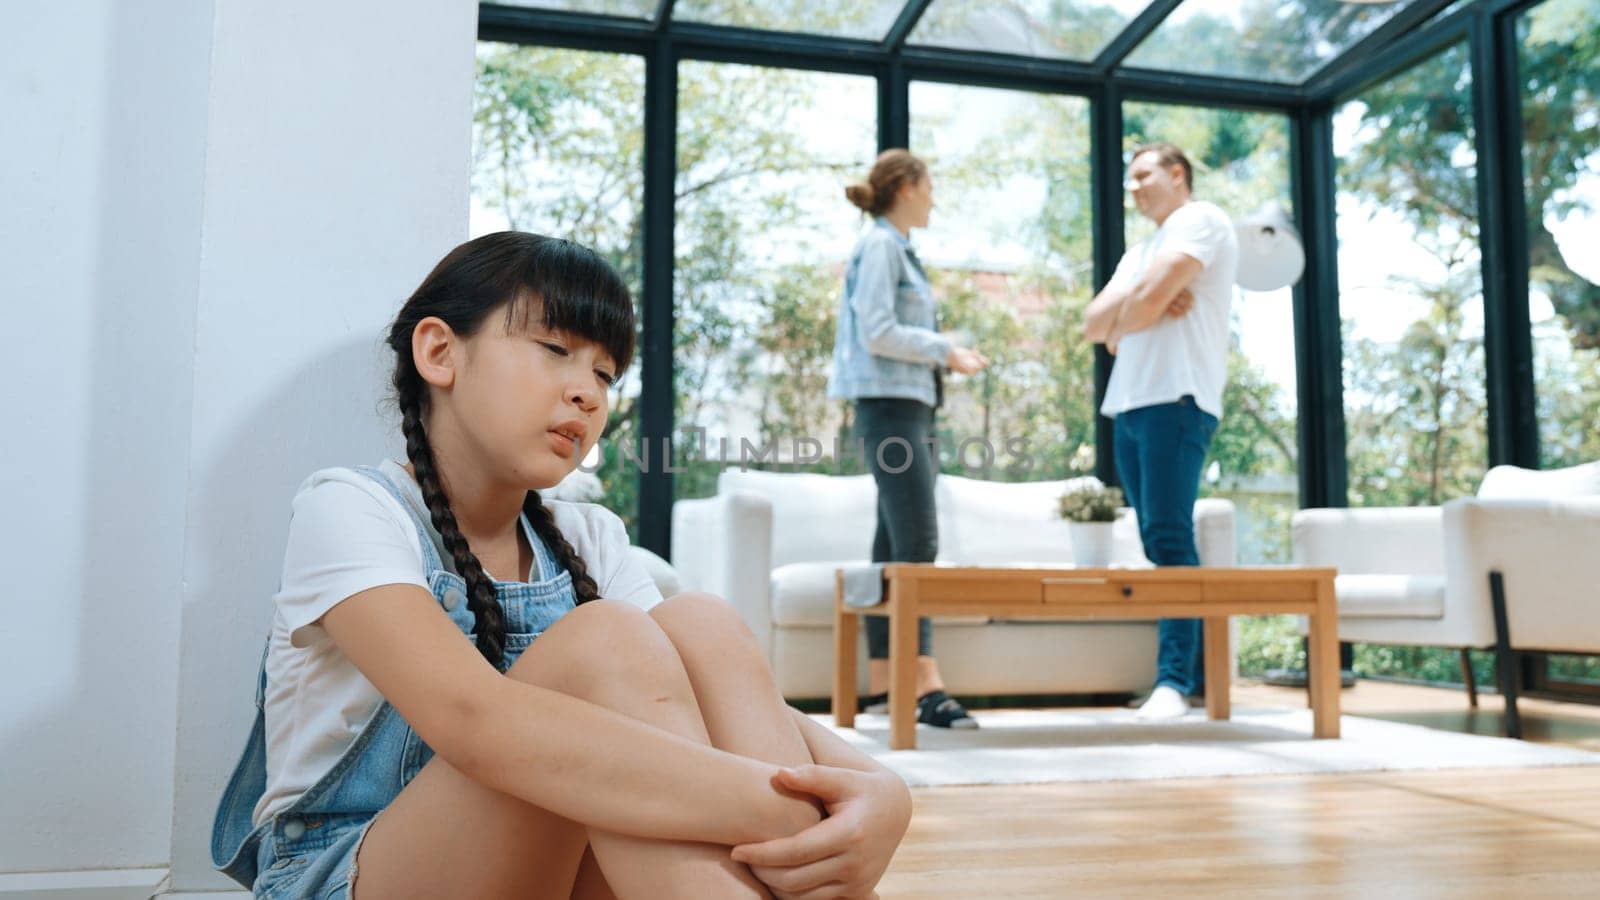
1333, 574, 1446, 619
719, 470, 878, 568
1477, 460, 1600, 500
936, 473, 1148, 566
770, 561, 989, 628
627, 546, 681, 599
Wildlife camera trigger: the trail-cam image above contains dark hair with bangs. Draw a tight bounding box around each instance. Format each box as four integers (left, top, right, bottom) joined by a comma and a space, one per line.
386, 231, 634, 668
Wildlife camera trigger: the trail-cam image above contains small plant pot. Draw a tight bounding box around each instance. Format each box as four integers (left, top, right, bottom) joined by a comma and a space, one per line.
1068, 521, 1115, 567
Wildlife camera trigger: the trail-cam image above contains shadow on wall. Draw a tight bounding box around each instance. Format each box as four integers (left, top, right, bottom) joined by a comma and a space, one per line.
169, 335, 399, 892
0, 0, 208, 874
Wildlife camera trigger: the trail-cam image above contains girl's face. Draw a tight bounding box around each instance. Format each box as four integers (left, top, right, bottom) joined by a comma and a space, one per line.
439, 310, 616, 491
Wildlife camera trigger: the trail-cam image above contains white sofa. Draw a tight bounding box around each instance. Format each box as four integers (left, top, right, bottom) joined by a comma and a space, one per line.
671, 469, 1237, 699
1292, 460, 1600, 732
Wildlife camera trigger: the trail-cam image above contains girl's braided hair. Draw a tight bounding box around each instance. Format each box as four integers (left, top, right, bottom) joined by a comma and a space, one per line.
386, 232, 635, 668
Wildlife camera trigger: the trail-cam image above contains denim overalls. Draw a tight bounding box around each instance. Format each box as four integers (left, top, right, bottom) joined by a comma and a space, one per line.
212, 465, 577, 898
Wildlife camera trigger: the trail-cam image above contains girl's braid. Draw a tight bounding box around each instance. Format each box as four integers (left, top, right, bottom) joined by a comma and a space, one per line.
396, 374, 509, 668
521, 490, 600, 605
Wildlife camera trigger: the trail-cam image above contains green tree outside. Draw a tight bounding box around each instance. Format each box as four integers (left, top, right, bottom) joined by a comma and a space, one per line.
469, 0, 1598, 686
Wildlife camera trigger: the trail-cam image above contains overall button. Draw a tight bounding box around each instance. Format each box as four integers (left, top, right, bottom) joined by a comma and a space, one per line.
442, 587, 463, 611
282, 819, 306, 840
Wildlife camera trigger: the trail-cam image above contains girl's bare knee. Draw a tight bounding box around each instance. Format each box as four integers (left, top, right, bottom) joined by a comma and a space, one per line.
508, 599, 688, 699
649, 592, 756, 645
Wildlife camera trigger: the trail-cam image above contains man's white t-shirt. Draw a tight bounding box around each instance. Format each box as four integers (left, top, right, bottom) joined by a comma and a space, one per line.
254, 458, 663, 826
1100, 200, 1238, 419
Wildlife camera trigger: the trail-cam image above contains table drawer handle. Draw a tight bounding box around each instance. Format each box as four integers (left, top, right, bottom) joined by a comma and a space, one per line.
1121, 584, 1133, 597
1041, 577, 1109, 585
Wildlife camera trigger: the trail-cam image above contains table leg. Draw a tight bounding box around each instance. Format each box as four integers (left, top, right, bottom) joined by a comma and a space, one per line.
832, 569, 858, 728
1308, 575, 1342, 739
888, 577, 919, 750
1204, 616, 1231, 721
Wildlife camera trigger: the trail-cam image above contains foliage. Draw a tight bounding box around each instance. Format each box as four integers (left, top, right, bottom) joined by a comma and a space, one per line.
914, 0, 1139, 61
1057, 483, 1124, 523
1126, 103, 1300, 565
1237, 615, 1306, 677
1129, 0, 1399, 82
914, 84, 1099, 481
474, 45, 648, 531
470, 0, 1600, 686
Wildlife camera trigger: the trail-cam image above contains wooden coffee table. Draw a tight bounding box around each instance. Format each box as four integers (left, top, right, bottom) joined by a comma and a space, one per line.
832, 565, 1340, 749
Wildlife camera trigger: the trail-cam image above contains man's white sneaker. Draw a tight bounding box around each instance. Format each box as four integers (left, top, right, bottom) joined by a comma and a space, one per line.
1135, 685, 1190, 720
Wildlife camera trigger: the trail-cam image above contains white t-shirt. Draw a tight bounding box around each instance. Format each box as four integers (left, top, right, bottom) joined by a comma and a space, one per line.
1100, 200, 1238, 419
254, 458, 663, 826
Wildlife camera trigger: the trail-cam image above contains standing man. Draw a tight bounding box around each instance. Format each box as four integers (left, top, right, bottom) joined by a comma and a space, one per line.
1082, 143, 1237, 719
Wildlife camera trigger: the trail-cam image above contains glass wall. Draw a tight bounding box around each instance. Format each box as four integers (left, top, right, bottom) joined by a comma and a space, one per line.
1334, 42, 1487, 684
674, 0, 906, 38
1519, 0, 1600, 688
1119, 103, 1297, 676
1522, 0, 1600, 471
470, 2, 1589, 697
1128, 0, 1423, 84
909, 0, 1152, 61
1122, 103, 1297, 568
471, 44, 647, 531
673, 62, 878, 502
909, 81, 1096, 482
1335, 42, 1486, 511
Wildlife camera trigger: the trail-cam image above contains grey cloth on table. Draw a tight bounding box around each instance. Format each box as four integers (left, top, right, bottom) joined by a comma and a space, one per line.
840, 563, 886, 609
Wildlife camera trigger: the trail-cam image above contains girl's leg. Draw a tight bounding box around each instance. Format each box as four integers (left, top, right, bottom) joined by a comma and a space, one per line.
353, 600, 768, 900
570, 846, 618, 900
648, 592, 816, 766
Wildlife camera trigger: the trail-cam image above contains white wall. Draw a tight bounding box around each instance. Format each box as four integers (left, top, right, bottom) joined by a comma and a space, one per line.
0, 0, 476, 890
0, 0, 212, 876
167, 0, 477, 891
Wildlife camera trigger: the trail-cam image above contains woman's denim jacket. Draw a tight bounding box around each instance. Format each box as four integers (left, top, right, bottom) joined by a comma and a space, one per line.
827, 217, 950, 408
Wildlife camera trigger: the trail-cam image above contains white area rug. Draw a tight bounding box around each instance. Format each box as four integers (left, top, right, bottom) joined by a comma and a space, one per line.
813, 706, 1600, 787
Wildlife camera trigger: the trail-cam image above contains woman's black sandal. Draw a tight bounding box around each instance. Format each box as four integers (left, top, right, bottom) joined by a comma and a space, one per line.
916, 689, 978, 729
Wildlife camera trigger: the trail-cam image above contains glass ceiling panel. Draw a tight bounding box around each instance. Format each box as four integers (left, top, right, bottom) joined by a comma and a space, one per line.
908, 0, 1156, 61
1125, 0, 1424, 84
492, 0, 656, 18
672, 0, 908, 40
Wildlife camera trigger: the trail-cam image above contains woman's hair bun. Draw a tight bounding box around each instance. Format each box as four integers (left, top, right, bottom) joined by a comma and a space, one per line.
844, 182, 875, 212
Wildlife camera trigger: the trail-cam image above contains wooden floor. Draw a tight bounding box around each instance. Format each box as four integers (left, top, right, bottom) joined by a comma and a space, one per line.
879, 680, 1600, 898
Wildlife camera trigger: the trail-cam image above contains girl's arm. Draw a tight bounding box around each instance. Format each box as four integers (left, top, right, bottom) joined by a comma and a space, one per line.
321, 584, 819, 846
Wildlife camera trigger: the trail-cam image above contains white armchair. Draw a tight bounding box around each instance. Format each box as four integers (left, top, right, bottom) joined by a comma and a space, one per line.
1293, 460, 1600, 734
1445, 485, 1600, 736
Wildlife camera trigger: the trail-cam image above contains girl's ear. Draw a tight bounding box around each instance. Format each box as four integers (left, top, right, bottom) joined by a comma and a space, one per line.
413, 316, 457, 389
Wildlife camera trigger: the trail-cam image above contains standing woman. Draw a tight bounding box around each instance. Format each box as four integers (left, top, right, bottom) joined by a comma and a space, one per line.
828, 149, 989, 729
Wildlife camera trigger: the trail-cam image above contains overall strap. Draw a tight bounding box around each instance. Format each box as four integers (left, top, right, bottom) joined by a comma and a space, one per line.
523, 509, 561, 583
254, 640, 268, 709
362, 463, 564, 585
356, 465, 446, 574
210, 637, 272, 881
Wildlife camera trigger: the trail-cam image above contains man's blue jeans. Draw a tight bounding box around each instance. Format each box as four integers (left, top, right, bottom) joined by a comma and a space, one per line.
1113, 396, 1218, 697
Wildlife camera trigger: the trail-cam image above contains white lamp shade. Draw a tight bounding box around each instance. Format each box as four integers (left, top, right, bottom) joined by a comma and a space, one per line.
1235, 203, 1305, 292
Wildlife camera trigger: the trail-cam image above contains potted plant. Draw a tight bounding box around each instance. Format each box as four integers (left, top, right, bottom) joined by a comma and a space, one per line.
1057, 482, 1124, 567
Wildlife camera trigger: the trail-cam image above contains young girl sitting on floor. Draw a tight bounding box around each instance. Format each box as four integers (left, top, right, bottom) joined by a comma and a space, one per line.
211, 232, 912, 899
